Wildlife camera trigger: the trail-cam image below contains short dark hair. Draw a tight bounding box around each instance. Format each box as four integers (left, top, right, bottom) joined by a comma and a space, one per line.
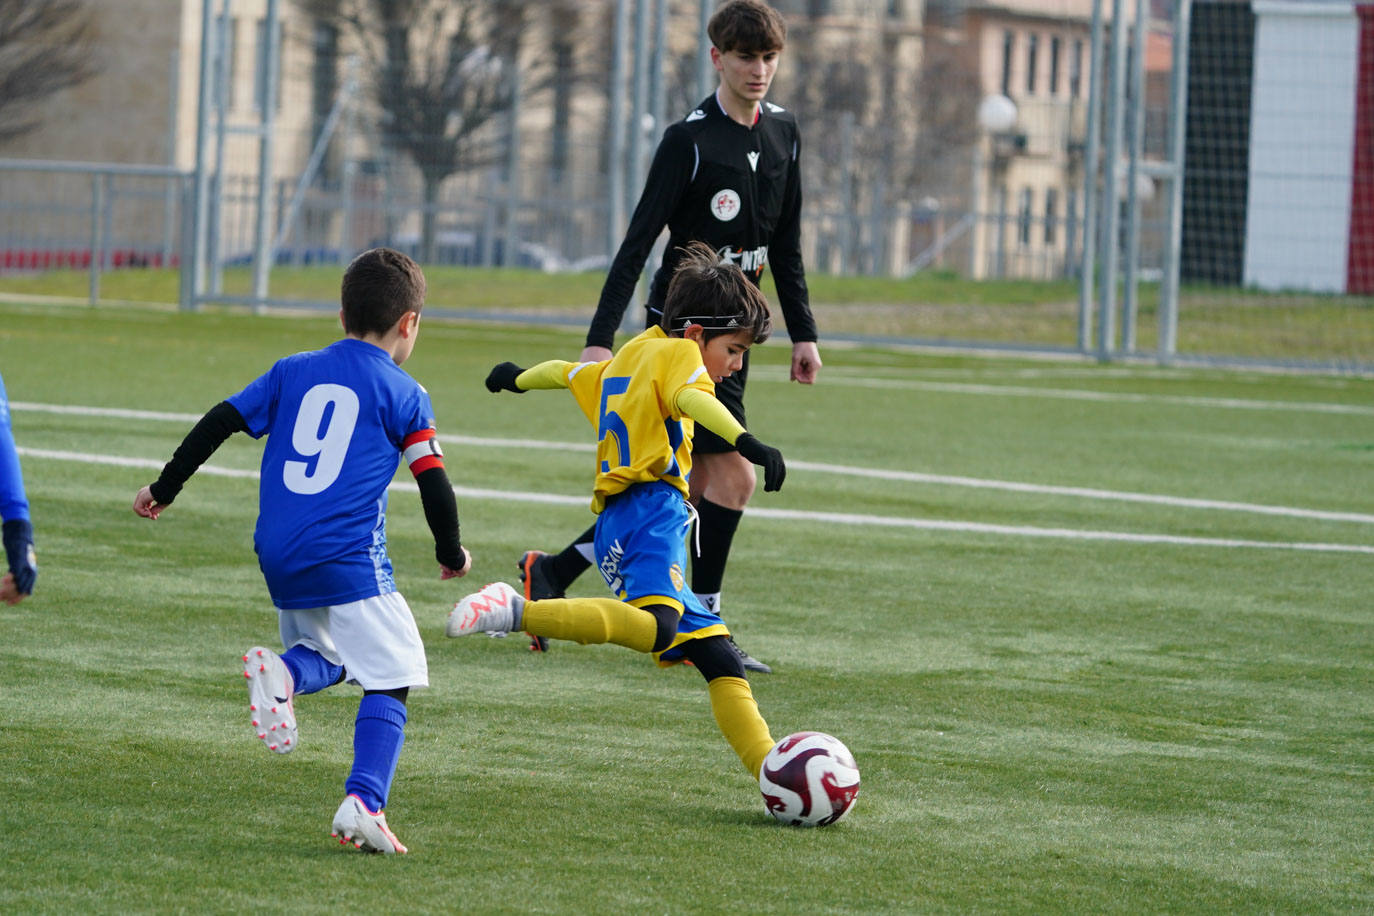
708, 0, 786, 54
660, 241, 772, 344
340, 247, 426, 337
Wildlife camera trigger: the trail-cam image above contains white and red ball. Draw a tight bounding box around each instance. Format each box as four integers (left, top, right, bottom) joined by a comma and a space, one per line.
758, 731, 860, 827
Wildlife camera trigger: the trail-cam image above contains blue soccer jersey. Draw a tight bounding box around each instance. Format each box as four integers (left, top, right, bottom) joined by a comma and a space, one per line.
0, 373, 30, 523
228, 338, 436, 610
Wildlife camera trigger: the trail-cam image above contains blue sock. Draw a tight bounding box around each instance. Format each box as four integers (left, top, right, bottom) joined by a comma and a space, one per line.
280, 645, 343, 696
345, 693, 408, 812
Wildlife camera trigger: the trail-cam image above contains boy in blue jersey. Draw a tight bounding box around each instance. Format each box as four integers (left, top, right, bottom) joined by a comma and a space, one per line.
133, 248, 470, 854
447, 242, 787, 788
0, 372, 38, 606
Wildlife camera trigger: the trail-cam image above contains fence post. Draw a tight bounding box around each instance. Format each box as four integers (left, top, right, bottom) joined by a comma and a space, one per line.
251, 0, 282, 313
1077, 0, 1106, 352
1121, 0, 1150, 355
1097, 0, 1130, 360
88, 173, 104, 305
1157, 0, 1192, 363
179, 176, 196, 311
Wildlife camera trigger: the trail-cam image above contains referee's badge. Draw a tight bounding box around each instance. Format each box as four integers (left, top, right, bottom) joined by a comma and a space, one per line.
711, 189, 741, 221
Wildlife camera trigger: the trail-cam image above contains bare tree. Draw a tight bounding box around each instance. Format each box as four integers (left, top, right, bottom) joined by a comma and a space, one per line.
296, 0, 547, 263
780, 16, 982, 271
907, 31, 981, 201
0, 0, 99, 142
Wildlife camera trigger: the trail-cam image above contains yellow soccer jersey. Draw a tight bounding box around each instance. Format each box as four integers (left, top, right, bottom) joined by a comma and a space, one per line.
566, 326, 716, 512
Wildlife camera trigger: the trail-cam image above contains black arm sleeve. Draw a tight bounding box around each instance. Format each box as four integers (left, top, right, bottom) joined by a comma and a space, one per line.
770, 134, 818, 344
415, 466, 464, 570
587, 127, 695, 350
148, 401, 249, 505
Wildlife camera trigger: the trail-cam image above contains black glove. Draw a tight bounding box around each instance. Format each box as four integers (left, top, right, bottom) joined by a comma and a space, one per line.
2, 518, 37, 595
485, 362, 527, 393
735, 433, 786, 492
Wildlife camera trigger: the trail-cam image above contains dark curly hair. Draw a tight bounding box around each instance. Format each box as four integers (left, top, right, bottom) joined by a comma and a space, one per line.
660, 241, 772, 344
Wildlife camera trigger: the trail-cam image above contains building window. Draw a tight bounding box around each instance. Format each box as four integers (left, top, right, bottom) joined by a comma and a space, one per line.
551, 36, 574, 180
1044, 188, 1058, 245
212, 14, 236, 110
1026, 34, 1038, 95
1001, 30, 1015, 96
312, 24, 339, 138
1066, 188, 1080, 254
1017, 187, 1033, 247
1050, 36, 1062, 96
1070, 38, 1084, 98
254, 17, 282, 113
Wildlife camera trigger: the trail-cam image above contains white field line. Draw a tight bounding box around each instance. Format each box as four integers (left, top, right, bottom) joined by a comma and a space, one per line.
15, 400, 1370, 526
787, 461, 1374, 525
747, 371, 1374, 416
20, 446, 1374, 555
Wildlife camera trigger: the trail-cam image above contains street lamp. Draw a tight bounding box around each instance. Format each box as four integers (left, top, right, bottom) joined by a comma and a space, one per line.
970, 93, 1019, 278
978, 93, 1018, 134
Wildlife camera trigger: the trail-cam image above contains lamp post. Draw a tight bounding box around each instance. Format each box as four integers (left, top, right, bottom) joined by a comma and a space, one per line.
970, 93, 1018, 279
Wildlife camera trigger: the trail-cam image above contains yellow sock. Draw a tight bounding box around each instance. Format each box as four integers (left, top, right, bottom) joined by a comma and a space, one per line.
707, 676, 775, 780
522, 598, 658, 653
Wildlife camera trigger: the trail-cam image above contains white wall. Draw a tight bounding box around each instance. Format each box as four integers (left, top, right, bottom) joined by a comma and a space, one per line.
1244, 1, 1359, 292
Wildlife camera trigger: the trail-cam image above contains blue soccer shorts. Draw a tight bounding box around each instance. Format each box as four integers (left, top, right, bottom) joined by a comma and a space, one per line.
592, 481, 729, 665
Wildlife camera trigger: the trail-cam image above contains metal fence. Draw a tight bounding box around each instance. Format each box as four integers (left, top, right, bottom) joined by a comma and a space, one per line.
0, 0, 1369, 374
0, 159, 194, 307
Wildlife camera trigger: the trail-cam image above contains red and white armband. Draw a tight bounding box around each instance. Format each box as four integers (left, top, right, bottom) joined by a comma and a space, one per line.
403, 428, 445, 476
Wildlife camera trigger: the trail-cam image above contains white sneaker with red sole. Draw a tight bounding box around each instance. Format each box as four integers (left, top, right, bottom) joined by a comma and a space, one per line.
242, 646, 296, 754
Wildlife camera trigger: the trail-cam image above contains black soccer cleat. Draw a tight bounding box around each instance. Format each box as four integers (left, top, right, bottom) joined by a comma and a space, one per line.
518, 551, 564, 653
729, 636, 772, 674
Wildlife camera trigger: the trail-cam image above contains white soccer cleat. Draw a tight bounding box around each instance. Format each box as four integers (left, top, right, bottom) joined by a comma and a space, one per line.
243, 646, 297, 754
330, 794, 408, 854
446, 581, 524, 638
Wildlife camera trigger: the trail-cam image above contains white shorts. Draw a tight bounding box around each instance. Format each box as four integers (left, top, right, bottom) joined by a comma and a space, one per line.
277, 591, 428, 691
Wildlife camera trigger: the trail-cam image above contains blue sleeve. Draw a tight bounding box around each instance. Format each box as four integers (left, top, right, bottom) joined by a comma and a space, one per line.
396, 381, 436, 443
0, 374, 31, 523
226, 362, 280, 439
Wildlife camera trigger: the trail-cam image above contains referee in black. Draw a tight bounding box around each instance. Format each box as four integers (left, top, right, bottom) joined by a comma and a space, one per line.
518, 0, 821, 674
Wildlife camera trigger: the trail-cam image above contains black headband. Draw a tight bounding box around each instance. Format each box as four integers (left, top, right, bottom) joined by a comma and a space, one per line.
677, 314, 747, 331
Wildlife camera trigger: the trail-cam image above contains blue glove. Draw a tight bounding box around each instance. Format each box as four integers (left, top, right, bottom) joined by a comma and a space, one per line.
2, 518, 36, 595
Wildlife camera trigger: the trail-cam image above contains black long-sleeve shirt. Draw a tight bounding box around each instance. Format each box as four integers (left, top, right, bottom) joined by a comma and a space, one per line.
586, 92, 818, 350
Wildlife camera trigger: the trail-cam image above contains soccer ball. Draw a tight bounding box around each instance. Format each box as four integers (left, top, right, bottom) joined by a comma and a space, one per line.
758, 731, 860, 827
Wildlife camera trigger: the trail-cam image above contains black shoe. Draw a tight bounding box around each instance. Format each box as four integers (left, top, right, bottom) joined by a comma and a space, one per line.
518, 551, 563, 653
729, 637, 771, 674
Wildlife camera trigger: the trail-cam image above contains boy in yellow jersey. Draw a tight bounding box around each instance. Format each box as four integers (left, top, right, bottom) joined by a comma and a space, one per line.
445, 241, 786, 784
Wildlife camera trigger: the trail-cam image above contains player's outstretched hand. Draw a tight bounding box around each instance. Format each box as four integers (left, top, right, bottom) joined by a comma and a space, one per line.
132, 485, 167, 520
0, 572, 24, 606
790, 340, 823, 385
440, 546, 473, 580
735, 433, 786, 492
1, 518, 37, 598
485, 362, 527, 393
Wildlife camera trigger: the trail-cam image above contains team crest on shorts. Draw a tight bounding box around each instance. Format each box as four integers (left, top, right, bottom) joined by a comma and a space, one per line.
711, 189, 741, 221
669, 562, 686, 592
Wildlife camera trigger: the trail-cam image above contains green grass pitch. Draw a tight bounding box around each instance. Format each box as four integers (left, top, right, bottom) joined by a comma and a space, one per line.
0, 299, 1370, 913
